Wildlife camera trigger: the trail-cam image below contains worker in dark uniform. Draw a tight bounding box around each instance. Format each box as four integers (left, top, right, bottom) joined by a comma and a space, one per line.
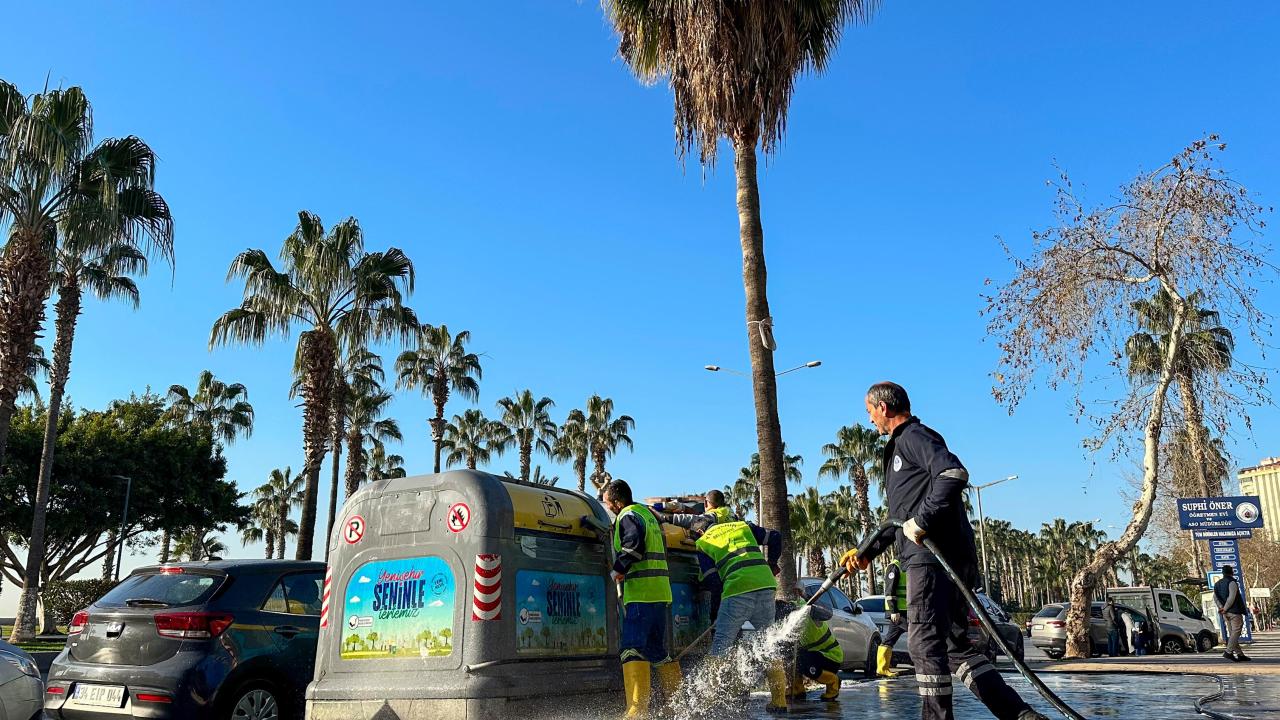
878, 558, 907, 677
603, 480, 683, 719
839, 382, 1046, 720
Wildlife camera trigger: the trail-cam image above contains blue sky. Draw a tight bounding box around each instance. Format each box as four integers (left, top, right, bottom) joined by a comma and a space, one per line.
3, 2, 1280, 608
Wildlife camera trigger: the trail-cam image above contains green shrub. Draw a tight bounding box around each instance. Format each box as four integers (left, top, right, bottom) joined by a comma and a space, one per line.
43, 579, 119, 626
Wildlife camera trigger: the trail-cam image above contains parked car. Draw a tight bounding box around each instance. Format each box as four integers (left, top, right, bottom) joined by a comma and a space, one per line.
1029, 602, 1196, 659
47, 559, 325, 720
0, 639, 43, 720
798, 578, 882, 676
854, 590, 1024, 663
1106, 586, 1218, 653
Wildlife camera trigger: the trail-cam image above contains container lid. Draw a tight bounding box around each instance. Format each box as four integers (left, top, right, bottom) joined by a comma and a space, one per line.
505, 482, 601, 539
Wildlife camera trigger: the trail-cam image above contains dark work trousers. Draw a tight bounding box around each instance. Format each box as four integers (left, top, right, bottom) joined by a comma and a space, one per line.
907, 563, 1032, 720
882, 616, 906, 648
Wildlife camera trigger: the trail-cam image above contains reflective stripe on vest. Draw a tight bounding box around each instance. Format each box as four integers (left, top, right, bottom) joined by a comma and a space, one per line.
613, 504, 672, 605
794, 601, 844, 664
695, 521, 776, 599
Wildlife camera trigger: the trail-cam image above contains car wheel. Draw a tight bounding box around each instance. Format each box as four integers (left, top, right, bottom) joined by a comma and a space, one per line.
227, 682, 283, 720
864, 633, 881, 677
1197, 633, 1215, 653
1045, 649, 1064, 660
1160, 637, 1186, 655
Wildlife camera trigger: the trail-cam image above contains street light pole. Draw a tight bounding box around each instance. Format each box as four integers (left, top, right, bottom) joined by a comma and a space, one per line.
973, 474, 1018, 593
112, 475, 132, 582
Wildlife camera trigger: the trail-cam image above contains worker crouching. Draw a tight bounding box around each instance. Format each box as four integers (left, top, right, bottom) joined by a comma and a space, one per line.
604, 480, 683, 719
688, 516, 790, 713
779, 589, 843, 702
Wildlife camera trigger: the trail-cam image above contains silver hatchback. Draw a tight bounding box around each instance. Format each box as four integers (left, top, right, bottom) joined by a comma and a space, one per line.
0, 639, 44, 720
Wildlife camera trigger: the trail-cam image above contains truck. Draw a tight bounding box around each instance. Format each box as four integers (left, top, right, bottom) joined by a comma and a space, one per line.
1105, 586, 1219, 653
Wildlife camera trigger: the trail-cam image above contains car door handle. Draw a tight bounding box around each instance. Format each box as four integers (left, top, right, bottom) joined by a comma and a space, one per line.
274, 626, 303, 638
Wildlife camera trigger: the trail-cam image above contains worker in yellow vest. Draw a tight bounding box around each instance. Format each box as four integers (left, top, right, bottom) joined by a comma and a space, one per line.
879, 559, 907, 677
603, 480, 682, 719
780, 588, 844, 701
688, 517, 789, 713
652, 489, 737, 528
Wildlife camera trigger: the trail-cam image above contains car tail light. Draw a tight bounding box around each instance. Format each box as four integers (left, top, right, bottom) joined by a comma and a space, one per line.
968, 611, 980, 627
159, 566, 184, 575
136, 693, 172, 703
154, 612, 234, 639
46, 686, 66, 696
68, 611, 89, 636
1047, 620, 1066, 628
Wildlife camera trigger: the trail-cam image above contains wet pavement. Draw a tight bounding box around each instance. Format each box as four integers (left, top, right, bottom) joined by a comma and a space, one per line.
727, 671, 1278, 719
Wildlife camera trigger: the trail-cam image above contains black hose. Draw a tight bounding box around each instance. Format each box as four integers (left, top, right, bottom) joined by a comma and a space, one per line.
859, 520, 1088, 720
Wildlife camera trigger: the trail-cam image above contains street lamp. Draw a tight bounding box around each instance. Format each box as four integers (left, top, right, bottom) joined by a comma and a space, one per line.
111, 475, 132, 582
972, 474, 1018, 591
704, 360, 821, 378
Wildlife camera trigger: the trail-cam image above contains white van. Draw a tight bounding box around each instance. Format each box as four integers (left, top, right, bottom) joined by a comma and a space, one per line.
1106, 586, 1219, 653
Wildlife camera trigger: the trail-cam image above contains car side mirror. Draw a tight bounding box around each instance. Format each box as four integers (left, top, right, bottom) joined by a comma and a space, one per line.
847, 605, 860, 615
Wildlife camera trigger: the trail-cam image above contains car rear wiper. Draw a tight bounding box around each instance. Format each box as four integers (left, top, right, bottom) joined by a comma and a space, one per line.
124, 598, 171, 607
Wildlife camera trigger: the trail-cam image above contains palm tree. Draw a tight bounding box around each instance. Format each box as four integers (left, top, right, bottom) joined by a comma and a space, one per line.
3, 82, 174, 642
241, 495, 277, 559
167, 370, 255, 446
441, 409, 510, 470
395, 324, 482, 473
602, 0, 881, 594
585, 395, 634, 491
366, 442, 407, 482
343, 388, 402, 498
722, 480, 754, 522
552, 409, 589, 492
506, 466, 559, 487
740, 446, 803, 520
173, 530, 228, 562
323, 349, 384, 547
254, 467, 304, 560
819, 424, 884, 580
1126, 289, 1233, 500
18, 346, 50, 403
210, 211, 417, 560
495, 390, 556, 483
790, 488, 842, 577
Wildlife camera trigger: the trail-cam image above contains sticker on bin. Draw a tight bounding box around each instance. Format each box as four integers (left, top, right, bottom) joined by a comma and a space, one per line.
447, 503, 471, 533
344, 515, 366, 544
473, 554, 502, 621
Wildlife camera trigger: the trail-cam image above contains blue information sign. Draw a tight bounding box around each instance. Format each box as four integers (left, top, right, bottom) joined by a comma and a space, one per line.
1178, 496, 1264, 530
1207, 539, 1241, 575
1193, 528, 1253, 540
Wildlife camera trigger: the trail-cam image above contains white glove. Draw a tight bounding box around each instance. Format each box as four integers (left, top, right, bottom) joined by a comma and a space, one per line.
890, 613, 902, 625
903, 517, 926, 545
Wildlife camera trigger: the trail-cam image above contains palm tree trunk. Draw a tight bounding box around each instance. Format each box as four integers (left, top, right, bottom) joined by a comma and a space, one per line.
521, 440, 532, 483
159, 529, 171, 564
1064, 297, 1187, 657
326, 388, 346, 560
575, 454, 587, 494
0, 229, 54, 473
296, 330, 337, 561
277, 505, 289, 560
344, 426, 362, 499
733, 139, 793, 596
431, 383, 448, 474
10, 277, 79, 643
1176, 372, 1218, 496
264, 529, 276, 559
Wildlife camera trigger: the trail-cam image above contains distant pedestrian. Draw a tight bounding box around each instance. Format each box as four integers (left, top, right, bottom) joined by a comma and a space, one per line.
1104, 599, 1122, 657
1119, 609, 1136, 657
1214, 565, 1250, 662
1133, 619, 1149, 656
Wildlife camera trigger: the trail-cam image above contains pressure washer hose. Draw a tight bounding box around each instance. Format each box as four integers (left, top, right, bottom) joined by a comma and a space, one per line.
834, 520, 1088, 720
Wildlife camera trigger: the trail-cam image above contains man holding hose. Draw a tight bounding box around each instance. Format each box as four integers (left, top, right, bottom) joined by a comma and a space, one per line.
840, 382, 1046, 720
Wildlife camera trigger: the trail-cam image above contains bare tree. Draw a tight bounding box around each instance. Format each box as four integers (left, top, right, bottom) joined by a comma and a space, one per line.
984, 137, 1270, 658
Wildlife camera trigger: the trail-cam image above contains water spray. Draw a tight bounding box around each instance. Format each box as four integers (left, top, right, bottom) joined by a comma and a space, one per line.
859, 520, 1089, 720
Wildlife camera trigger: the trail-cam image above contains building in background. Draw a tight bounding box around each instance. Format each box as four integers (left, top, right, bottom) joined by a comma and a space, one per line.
1238, 457, 1280, 543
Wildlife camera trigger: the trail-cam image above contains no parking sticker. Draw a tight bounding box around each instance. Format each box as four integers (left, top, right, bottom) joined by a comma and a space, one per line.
447, 503, 471, 533
344, 515, 366, 544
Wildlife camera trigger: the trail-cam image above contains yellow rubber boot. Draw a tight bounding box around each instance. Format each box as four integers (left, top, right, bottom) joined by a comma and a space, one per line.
789, 672, 808, 699
622, 661, 652, 720
765, 662, 790, 714
818, 671, 841, 701
876, 646, 898, 678
654, 661, 682, 702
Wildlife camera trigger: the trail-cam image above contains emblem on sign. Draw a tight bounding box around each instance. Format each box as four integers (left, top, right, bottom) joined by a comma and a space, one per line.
447, 502, 472, 533
1236, 502, 1260, 524
344, 515, 366, 544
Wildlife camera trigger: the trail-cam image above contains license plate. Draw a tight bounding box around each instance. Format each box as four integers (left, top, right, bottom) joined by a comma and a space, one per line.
1033, 624, 1043, 630
71, 683, 126, 708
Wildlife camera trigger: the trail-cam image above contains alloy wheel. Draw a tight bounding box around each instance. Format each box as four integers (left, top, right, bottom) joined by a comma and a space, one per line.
232, 688, 279, 720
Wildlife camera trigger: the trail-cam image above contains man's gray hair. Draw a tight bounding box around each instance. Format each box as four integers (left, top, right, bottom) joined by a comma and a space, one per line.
867, 381, 911, 414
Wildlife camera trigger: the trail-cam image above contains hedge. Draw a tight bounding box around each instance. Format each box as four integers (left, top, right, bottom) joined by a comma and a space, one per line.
43, 579, 119, 626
